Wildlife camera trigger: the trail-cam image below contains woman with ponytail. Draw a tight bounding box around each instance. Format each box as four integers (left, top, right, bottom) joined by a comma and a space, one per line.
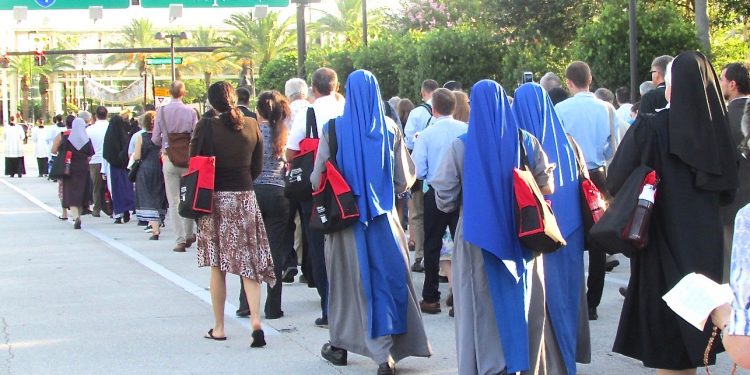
253, 90, 291, 319
191, 81, 275, 348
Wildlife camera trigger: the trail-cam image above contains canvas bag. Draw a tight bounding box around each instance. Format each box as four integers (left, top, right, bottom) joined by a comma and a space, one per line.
178, 122, 215, 219
513, 130, 566, 253
285, 107, 320, 201
309, 119, 360, 233
567, 134, 608, 248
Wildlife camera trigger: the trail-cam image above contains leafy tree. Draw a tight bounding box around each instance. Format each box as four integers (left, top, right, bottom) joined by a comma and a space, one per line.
256, 52, 297, 92
10, 55, 51, 121
573, 0, 700, 90
39, 53, 75, 121
219, 11, 295, 92
104, 18, 158, 74
183, 27, 234, 93
351, 34, 406, 99
305, 47, 355, 88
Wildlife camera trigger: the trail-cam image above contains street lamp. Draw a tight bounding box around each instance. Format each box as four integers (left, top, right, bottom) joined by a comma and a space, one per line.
155, 31, 189, 82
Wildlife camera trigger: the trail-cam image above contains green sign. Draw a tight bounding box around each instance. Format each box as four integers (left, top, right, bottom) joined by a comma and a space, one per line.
140, 0, 288, 8
146, 57, 183, 65
0, 0, 129, 10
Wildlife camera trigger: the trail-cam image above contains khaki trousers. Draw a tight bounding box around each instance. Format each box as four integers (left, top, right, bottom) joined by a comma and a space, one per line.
163, 156, 195, 244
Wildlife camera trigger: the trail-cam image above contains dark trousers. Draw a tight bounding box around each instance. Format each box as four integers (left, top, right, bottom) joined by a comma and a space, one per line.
36, 157, 48, 176
284, 198, 311, 280
586, 167, 609, 309
300, 199, 328, 318
238, 185, 289, 317
422, 188, 459, 303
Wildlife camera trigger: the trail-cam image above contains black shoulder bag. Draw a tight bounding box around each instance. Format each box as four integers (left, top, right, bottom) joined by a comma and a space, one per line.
285, 107, 319, 201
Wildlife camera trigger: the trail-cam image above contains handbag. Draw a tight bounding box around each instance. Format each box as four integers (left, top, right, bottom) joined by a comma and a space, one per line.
178, 122, 216, 219
128, 160, 140, 183
285, 107, 319, 201
102, 185, 113, 217
309, 119, 360, 233
513, 130, 566, 253
49, 134, 69, 179
166, 132, 191, 168
567, 135, 608, 245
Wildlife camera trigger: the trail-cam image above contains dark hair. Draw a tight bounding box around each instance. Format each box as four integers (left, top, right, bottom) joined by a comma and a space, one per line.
422, 79, 439, 93
443, 80, 462, 91
65, 115, 76, 129
312, 68, 338, 96
208, 81, 244, 131
236, 87, 251, 104
144, 104, 156, 112
397, 98, 414, 127
565, 61, 592, 89
651, 55, 674, 76
723, 62, 750, 95
53, 114, 63, 123
631, 101, 640, 113
615, 86, 630, 104
256, 90, 291, 157
431, 88, 456, 116
95, 106, 108, 120
548, 87, 570, 105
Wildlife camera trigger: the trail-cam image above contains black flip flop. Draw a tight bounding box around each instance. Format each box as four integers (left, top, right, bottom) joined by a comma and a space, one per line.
58, 215, 68, 220
204, 329, 226, 341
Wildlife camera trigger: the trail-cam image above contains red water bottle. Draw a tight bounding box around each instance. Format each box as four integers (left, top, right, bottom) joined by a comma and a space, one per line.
63, 151, 72, 176
622, 171, 659, 249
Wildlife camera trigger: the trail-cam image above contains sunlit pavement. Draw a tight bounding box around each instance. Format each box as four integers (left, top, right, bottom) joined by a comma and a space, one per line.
0, 144, 740, 374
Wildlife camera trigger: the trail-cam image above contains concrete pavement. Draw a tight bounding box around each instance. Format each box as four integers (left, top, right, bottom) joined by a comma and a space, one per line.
0, 151, 741, 374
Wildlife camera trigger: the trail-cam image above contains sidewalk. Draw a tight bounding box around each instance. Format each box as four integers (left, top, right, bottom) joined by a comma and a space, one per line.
0, 153, 740, 374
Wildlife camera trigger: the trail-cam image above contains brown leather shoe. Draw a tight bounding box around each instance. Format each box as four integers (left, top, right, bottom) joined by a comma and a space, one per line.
419, 300, 441, 314
185, 234, 197, 248
173, 243, 187, 252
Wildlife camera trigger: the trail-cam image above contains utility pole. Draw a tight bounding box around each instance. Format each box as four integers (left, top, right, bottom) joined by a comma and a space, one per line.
628, 0, 638, 103
362, 0, 367, 47
294, 0, 307, 79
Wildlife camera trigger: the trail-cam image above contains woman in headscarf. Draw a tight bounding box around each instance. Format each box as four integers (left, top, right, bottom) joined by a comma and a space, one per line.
103, 115, 135, 224
513, 82, 591, 374
51, 117, 94, 229
430, 80, 555, 375
609, 51, 739, 373
311, 70, 430, 375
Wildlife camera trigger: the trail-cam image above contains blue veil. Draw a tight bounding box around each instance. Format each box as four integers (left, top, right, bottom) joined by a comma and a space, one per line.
513, 82, 586, 375
331, 70, 406, 337
463, 80, 531, 372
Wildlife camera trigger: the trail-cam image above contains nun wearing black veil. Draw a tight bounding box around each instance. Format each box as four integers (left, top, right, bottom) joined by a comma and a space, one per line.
609, 51, 739, 372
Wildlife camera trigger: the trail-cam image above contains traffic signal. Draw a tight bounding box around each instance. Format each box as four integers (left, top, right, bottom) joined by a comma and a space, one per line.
0, 54, 9, 69
34, 50, 46, 66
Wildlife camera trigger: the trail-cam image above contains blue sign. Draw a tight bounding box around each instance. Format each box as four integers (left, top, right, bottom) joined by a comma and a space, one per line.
34, 0, 56, 7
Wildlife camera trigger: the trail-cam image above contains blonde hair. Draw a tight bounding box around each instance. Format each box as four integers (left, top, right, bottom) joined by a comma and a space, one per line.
143, 111, 156, 131
453, 91, 470, 123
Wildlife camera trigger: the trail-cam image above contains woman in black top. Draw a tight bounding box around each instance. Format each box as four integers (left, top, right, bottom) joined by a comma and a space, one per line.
191, 82, 275, 347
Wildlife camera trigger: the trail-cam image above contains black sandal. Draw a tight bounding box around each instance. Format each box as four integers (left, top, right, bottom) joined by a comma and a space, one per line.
58, 215, 68, 220
250, 329, 266, 348
203, 329, 226, 341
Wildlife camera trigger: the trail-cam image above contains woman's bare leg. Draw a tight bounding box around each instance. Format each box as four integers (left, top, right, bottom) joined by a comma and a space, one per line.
209, 267, 227, 337
242, 277, 262, 331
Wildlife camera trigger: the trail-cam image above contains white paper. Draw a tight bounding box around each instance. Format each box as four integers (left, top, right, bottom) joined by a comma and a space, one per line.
662, 272, 733, 330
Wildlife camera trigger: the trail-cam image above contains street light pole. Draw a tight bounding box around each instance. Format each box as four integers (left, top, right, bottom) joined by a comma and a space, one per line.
628, 0, 638, 103
170, 36, 176, 82
362, 0, 367, 47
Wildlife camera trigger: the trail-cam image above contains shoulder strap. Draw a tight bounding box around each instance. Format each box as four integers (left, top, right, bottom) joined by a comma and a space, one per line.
419, 103, 433, 128
566, 133, 589, 179
607, 105, 618, 154
328, 119, 338, 167
306, 107, 319, 139
518, 129, 531, 170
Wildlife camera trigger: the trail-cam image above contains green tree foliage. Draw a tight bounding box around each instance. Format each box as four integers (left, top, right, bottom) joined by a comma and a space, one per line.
11, 55, 51, 121
184, 27, 234, 93
351, 33, 411, 99
573, 0, 700, 90
257, 52, 298, 92
104, 18, 158, 73
498, 42, 570, 91
305, 47, 355, 88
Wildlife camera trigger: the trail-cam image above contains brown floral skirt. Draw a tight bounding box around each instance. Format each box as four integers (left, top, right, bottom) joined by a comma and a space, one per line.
196, 190, 276, 287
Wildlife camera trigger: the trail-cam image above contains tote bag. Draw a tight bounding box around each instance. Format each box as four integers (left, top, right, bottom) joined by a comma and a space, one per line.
178, 122, 215, 219
285, 107, 319, 201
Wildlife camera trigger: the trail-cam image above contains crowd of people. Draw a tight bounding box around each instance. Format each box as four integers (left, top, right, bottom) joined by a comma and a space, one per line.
4, 51, 750, 375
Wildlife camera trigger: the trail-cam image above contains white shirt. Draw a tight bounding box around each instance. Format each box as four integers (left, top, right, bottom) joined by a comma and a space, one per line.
46, 126, 66, 156
288, 99, 310, 130
615, 103, 633, 124
31, 127, 49, 158
3, 125, 25, 157
403, 99, 433, 150
86, 119, 109, 164
286, 95, 345, 151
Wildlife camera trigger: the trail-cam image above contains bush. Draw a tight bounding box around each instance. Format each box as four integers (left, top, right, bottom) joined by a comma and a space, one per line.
257, 52, 298, 93
305, 46, 355, 88
351, 33, 413, 99
498, 40, 571, 93
573, 0, 700, 90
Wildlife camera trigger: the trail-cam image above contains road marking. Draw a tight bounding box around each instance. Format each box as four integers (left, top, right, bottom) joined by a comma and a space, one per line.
0, 178, 279, 336
0, 209, 47, 215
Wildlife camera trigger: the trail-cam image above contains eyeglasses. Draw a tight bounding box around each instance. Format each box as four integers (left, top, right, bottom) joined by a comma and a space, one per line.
650, 70, 658, 75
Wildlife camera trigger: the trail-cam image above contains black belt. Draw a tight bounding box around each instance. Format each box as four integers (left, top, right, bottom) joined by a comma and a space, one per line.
588, 167, 605, 174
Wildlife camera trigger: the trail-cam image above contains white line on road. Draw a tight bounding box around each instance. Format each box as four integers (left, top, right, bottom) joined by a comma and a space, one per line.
0, 178, 279, 336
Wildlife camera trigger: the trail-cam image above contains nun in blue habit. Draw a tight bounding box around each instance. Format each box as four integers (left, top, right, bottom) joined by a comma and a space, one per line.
431, 80, 555, 375
311, 70, 431, 374
513, 83, 592, 375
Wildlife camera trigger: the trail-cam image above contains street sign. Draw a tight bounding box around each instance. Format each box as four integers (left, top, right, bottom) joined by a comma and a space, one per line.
154, 87, 170, 97
146, 57, 183, 65
140, 0, 288, 8
1, 0, 129, 10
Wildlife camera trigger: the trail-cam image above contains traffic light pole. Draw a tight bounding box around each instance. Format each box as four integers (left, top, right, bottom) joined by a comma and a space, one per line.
170, 37, 176, 82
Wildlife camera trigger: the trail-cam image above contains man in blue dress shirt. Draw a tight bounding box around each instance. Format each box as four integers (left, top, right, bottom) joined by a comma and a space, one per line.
412, 88, 469, 314
555, 61, 614, 320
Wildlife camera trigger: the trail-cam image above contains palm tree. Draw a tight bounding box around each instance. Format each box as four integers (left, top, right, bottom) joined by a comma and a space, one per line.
183, 27, 234, 93
104, 18, 158, 74
11, 55, 50, 121
39, 54, 75, 120
219, 11, 296, 90
312, 0, 363, 45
